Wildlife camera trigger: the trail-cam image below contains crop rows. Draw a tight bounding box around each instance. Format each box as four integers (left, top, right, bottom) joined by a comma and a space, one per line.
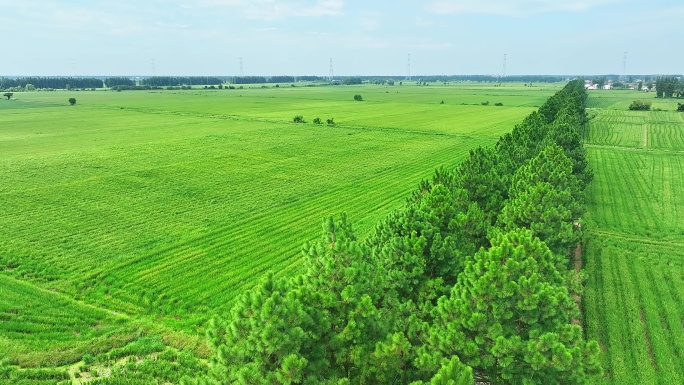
584, 101, 684, 384
585, 237, 684, 384
1, 87, 515, 334
0, 275, 133, 367
586, 147, 684, 240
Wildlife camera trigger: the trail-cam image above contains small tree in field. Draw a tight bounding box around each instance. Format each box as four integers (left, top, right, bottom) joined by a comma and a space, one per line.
628, 100, 650, 111
677, 103, 684, 112
313, 117, 321, 124
353, 94, 363, 101
326, 118, 335, 125
69, 98, 77, 105
3, 92, 12, 100
293, 115, 304, 123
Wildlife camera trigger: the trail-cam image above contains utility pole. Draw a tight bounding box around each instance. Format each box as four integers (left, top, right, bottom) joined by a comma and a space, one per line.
407, 54, 411, 80
329, 58, 334, 81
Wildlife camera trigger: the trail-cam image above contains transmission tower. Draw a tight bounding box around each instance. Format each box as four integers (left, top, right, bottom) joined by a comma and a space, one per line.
622, 51, 628, 80
407, 54, 411, 80
150, 58, 156, 76
329, 58, 334, 81
501, 53, 507, 78
239, 57, 244, 77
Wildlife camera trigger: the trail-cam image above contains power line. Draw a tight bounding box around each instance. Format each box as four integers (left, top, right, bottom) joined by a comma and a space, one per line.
407, 54, 411, 81
329, 58, 334, 81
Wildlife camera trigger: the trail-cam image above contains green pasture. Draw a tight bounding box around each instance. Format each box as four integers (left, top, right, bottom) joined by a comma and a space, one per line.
0, 82, 559, 372
584, 91, 684, 384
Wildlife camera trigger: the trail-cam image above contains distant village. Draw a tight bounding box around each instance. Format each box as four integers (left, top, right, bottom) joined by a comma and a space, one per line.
584, 78, 651, 91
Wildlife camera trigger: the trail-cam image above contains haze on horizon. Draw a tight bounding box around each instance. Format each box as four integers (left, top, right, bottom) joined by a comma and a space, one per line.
1, 0, 681, 77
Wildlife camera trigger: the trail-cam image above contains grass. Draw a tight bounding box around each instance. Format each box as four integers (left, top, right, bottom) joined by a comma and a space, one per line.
583, 90, 684, 384
0, 275, 134, 368
0, 82, 561, 377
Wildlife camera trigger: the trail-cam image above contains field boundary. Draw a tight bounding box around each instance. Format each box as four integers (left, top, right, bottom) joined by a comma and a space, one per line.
589, 229, 684, 248
585, 144, 684, 155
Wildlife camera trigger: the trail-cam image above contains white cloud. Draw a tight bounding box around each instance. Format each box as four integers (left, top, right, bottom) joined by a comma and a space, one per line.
427, 0, 621, 17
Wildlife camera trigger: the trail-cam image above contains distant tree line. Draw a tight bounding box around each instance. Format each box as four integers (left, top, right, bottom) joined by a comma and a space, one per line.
0, 77, 103, 90
104, 77, 135, 87
141, 76, 223, 87
655, 76, 684, 98
183, 80, 600, 385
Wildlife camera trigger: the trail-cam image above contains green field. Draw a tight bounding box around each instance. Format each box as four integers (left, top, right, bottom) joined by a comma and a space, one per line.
584, 90, 684, 384
0, 82, 561, 378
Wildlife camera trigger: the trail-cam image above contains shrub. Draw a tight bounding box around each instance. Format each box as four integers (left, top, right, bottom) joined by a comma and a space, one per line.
313, 117, 321, 124
82, 353, 95, 365
494, 102, 504, 106
628, 100, 651, 111
677, 103, 684, 112
293, 115, 305, 123
440, 100, 445, 104
68, 98, 77, 105
353, 94, 363, 101
481, 101, 489, 106
327, 118, 335, 125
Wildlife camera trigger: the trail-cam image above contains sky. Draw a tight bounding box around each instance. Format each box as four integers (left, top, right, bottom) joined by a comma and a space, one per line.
0, 0, 682, 76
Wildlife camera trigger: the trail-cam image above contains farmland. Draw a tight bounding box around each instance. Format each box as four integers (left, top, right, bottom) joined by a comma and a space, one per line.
584, 91, 684, 384
0, 82, 560, 379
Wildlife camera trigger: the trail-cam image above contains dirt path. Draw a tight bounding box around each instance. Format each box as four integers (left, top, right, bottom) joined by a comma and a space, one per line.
643, 123, 648, 148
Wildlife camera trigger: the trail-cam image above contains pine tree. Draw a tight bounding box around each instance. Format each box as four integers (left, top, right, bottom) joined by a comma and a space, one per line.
429, 229, 601, 384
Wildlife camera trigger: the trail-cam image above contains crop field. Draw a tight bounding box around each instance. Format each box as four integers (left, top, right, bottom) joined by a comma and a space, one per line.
584, 90, 684, 384
0, 82, 561, 375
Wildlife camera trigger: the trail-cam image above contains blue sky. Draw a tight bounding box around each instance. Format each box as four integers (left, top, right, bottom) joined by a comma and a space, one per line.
1, 0, 681, 76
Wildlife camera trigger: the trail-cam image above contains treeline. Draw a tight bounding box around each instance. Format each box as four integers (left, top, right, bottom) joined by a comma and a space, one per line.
184, 80, 599, 385
655, 76, 684, 98
104, 77, 135, 87
230, 76, 326, 84
0, 77, 103, 89
141, 76, 223, 87
411, 75, 565, 83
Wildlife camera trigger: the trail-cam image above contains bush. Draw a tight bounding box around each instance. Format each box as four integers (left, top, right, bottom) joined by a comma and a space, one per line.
69, 98, 77, 105
313, 117, 321, 124
677, 103, 684, 112
327, 118, 335, 125
293, 115, 305, 123
353, 94, 363, 101
81, 353, 95, 365
628, 100, 651, 111
481, 101, 489, 106
494, 102, 504, 106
